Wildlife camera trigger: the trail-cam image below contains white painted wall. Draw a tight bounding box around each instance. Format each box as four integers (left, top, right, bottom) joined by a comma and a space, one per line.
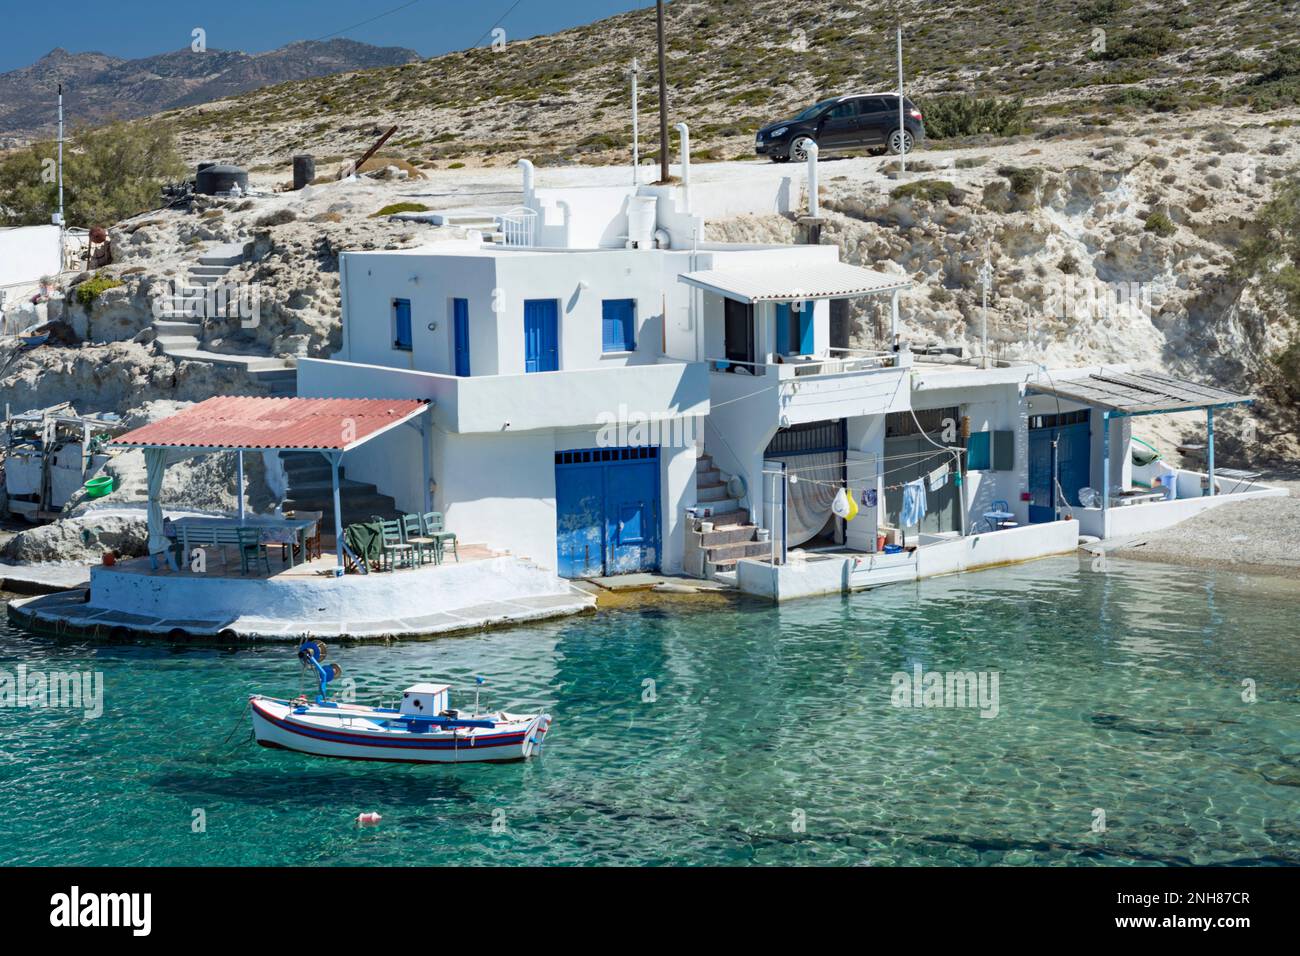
737, 519, 1080, 601
0, 226, 61, 288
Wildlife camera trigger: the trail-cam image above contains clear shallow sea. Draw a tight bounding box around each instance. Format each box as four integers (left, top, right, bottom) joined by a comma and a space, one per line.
1, 555, 1298, 866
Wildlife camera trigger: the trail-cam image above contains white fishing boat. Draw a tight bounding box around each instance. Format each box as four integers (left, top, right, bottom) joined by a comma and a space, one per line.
250, 641, 551, 764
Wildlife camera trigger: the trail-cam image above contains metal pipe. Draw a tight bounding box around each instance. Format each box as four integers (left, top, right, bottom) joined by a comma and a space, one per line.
655, 0, 670, 184
805, 141, 820, 218
330, 453, 344, 577
1101, 411, 1111, 519
675, 122, 691, 211
517, 159, 535, 198
1206, 407, 1215, 497
236, 449, 246, 522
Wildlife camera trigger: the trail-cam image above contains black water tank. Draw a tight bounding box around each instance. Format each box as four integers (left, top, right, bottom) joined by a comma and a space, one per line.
195, 163, 249, 195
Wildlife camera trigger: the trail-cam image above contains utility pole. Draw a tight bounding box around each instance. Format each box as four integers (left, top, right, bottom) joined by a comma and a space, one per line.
977, 239, 993, 369
896, 27, 905, 176
630, 58, 640, 185
655, 0, 670, 184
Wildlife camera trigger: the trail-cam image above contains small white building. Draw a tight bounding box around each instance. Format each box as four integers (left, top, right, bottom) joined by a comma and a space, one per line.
299, 160, 1283, 598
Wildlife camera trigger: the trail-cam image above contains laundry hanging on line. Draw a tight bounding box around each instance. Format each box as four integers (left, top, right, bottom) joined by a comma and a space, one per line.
900, 479, 928, 528
928, 464, 949, 492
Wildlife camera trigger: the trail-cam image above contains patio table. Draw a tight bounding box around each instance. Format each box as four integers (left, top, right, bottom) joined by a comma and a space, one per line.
174, 516, 318, 570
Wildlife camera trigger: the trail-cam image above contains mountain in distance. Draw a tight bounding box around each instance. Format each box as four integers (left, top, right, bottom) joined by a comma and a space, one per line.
0, 39, 422, 147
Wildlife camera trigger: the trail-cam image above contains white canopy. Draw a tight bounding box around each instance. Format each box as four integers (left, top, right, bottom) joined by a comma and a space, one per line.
678, 262, 909, 303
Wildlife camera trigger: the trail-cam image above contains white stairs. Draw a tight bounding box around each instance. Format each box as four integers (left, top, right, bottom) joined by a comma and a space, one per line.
691, 452, 765, 579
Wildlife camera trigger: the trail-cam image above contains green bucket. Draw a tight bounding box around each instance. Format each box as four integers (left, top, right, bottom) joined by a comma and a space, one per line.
84, 475, 114, 498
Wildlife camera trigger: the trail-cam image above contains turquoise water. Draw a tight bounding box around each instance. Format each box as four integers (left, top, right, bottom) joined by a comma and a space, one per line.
2, 556, 1298, 866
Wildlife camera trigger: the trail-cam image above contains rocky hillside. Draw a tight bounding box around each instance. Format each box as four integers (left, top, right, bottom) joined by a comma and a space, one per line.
150, 0, 1299, 169
0, 40, 421, 147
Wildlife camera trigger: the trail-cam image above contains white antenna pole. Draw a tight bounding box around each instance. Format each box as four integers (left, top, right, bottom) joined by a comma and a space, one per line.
630, 58, 640, 186
896, 27, 905, 177
56, 83, 65, 229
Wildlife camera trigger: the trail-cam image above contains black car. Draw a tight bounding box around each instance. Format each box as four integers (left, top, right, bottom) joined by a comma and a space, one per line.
755, 93, 925, 161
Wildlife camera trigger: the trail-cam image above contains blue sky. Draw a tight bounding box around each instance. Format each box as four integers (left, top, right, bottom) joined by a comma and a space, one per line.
3, 0, 653, 72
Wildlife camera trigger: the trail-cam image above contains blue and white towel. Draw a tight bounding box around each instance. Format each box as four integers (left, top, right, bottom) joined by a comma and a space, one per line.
900, 479, 928, 528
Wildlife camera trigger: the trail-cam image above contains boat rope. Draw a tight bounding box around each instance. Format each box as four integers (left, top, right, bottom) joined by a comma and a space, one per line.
220, 701, 251, 747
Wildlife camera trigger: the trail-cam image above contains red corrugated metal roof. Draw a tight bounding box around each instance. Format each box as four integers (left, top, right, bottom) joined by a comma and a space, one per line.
111, 396, 428, 451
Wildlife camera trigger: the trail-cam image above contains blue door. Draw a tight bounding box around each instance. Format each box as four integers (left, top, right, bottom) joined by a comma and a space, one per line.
524, 299, 559, 372
554, 448, 660, 577
1028, 421, 1090, 523
775, 302, 814, 355
453, 298, 470, 377
555, 461, 605, 578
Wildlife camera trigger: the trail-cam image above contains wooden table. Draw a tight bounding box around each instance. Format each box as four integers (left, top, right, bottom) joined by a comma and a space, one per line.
174, 516, 319, 569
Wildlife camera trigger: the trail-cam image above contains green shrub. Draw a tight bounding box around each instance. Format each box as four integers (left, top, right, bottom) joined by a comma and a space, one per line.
370, 202, 430, 218
1100, 27, 1179, 61
996, 165, 1042, 196
0, 120, 185, 227
1241, 45, 1300, 111
918, 96, 1027, 139
74, 272, 124, 307
890, 179, 963, 205
1143, 211, 1177, 237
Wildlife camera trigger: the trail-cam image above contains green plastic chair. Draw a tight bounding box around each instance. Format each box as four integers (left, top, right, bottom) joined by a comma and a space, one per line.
379, 518, 415, 571
237, 527, 271, 576
402, 513, 437, 565
422, 511, 458, 563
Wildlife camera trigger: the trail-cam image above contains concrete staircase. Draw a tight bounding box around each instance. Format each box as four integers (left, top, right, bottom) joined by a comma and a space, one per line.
279, 451, 400, 532
152, 243, 296, 397
693, 452, 766, 577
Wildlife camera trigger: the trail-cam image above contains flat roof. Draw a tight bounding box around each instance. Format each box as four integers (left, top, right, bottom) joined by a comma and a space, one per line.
678, 261, 909, 303
111, 396, 428, 452
1027, 370, 1251, 415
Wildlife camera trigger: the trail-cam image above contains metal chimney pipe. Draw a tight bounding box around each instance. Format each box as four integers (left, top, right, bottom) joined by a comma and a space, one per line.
806, 141, 820, 218
518, 159, 535, 198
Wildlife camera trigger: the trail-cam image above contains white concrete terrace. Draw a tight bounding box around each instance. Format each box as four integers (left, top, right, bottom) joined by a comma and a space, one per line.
297, 356, 709, 434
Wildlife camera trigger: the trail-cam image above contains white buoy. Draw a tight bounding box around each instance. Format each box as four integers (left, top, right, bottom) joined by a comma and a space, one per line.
357, 812, 382, 826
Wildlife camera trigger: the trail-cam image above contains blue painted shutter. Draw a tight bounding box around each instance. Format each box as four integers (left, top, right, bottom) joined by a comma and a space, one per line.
798, 300, 814, 353
393, 299, 412, 350
602, 299, 635, 352
775, 303, 791, 354
453, 298, 470, 376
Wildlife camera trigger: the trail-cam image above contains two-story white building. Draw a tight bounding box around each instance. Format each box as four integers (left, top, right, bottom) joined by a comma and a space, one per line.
298, 159, 1283, 598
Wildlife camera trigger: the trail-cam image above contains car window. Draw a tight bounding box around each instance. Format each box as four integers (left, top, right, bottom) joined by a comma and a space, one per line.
872, 97, 898, 113
795, 98, 839, 120
827, 100, 858, 119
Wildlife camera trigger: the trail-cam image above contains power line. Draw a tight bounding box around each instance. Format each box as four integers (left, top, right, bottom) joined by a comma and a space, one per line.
471, 0, 530, 49
314, 0, 429, 43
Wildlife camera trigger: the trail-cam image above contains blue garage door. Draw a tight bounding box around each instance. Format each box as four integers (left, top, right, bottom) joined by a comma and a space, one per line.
1028, 412, 1091, 523
555, 447, 660, 578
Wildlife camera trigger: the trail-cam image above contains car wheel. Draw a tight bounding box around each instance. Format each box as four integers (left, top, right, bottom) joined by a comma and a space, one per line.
790, 136, 816, 162
888, 130, 914, 155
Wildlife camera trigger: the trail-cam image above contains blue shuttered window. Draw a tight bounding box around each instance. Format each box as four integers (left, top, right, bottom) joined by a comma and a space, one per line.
392, 298, 412, 351
601, 299, 636, 353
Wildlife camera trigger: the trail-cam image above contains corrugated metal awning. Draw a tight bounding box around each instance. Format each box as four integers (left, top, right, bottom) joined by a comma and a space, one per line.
1028, 370, 1251, 415
111, 396, 429, 452
678, 262, 909, 303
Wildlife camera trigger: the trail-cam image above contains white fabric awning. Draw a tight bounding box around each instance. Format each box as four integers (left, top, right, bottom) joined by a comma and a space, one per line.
678, 262, 909, 303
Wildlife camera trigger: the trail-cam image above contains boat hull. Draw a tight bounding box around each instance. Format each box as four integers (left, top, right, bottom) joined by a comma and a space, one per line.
249, 696, 550, 764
